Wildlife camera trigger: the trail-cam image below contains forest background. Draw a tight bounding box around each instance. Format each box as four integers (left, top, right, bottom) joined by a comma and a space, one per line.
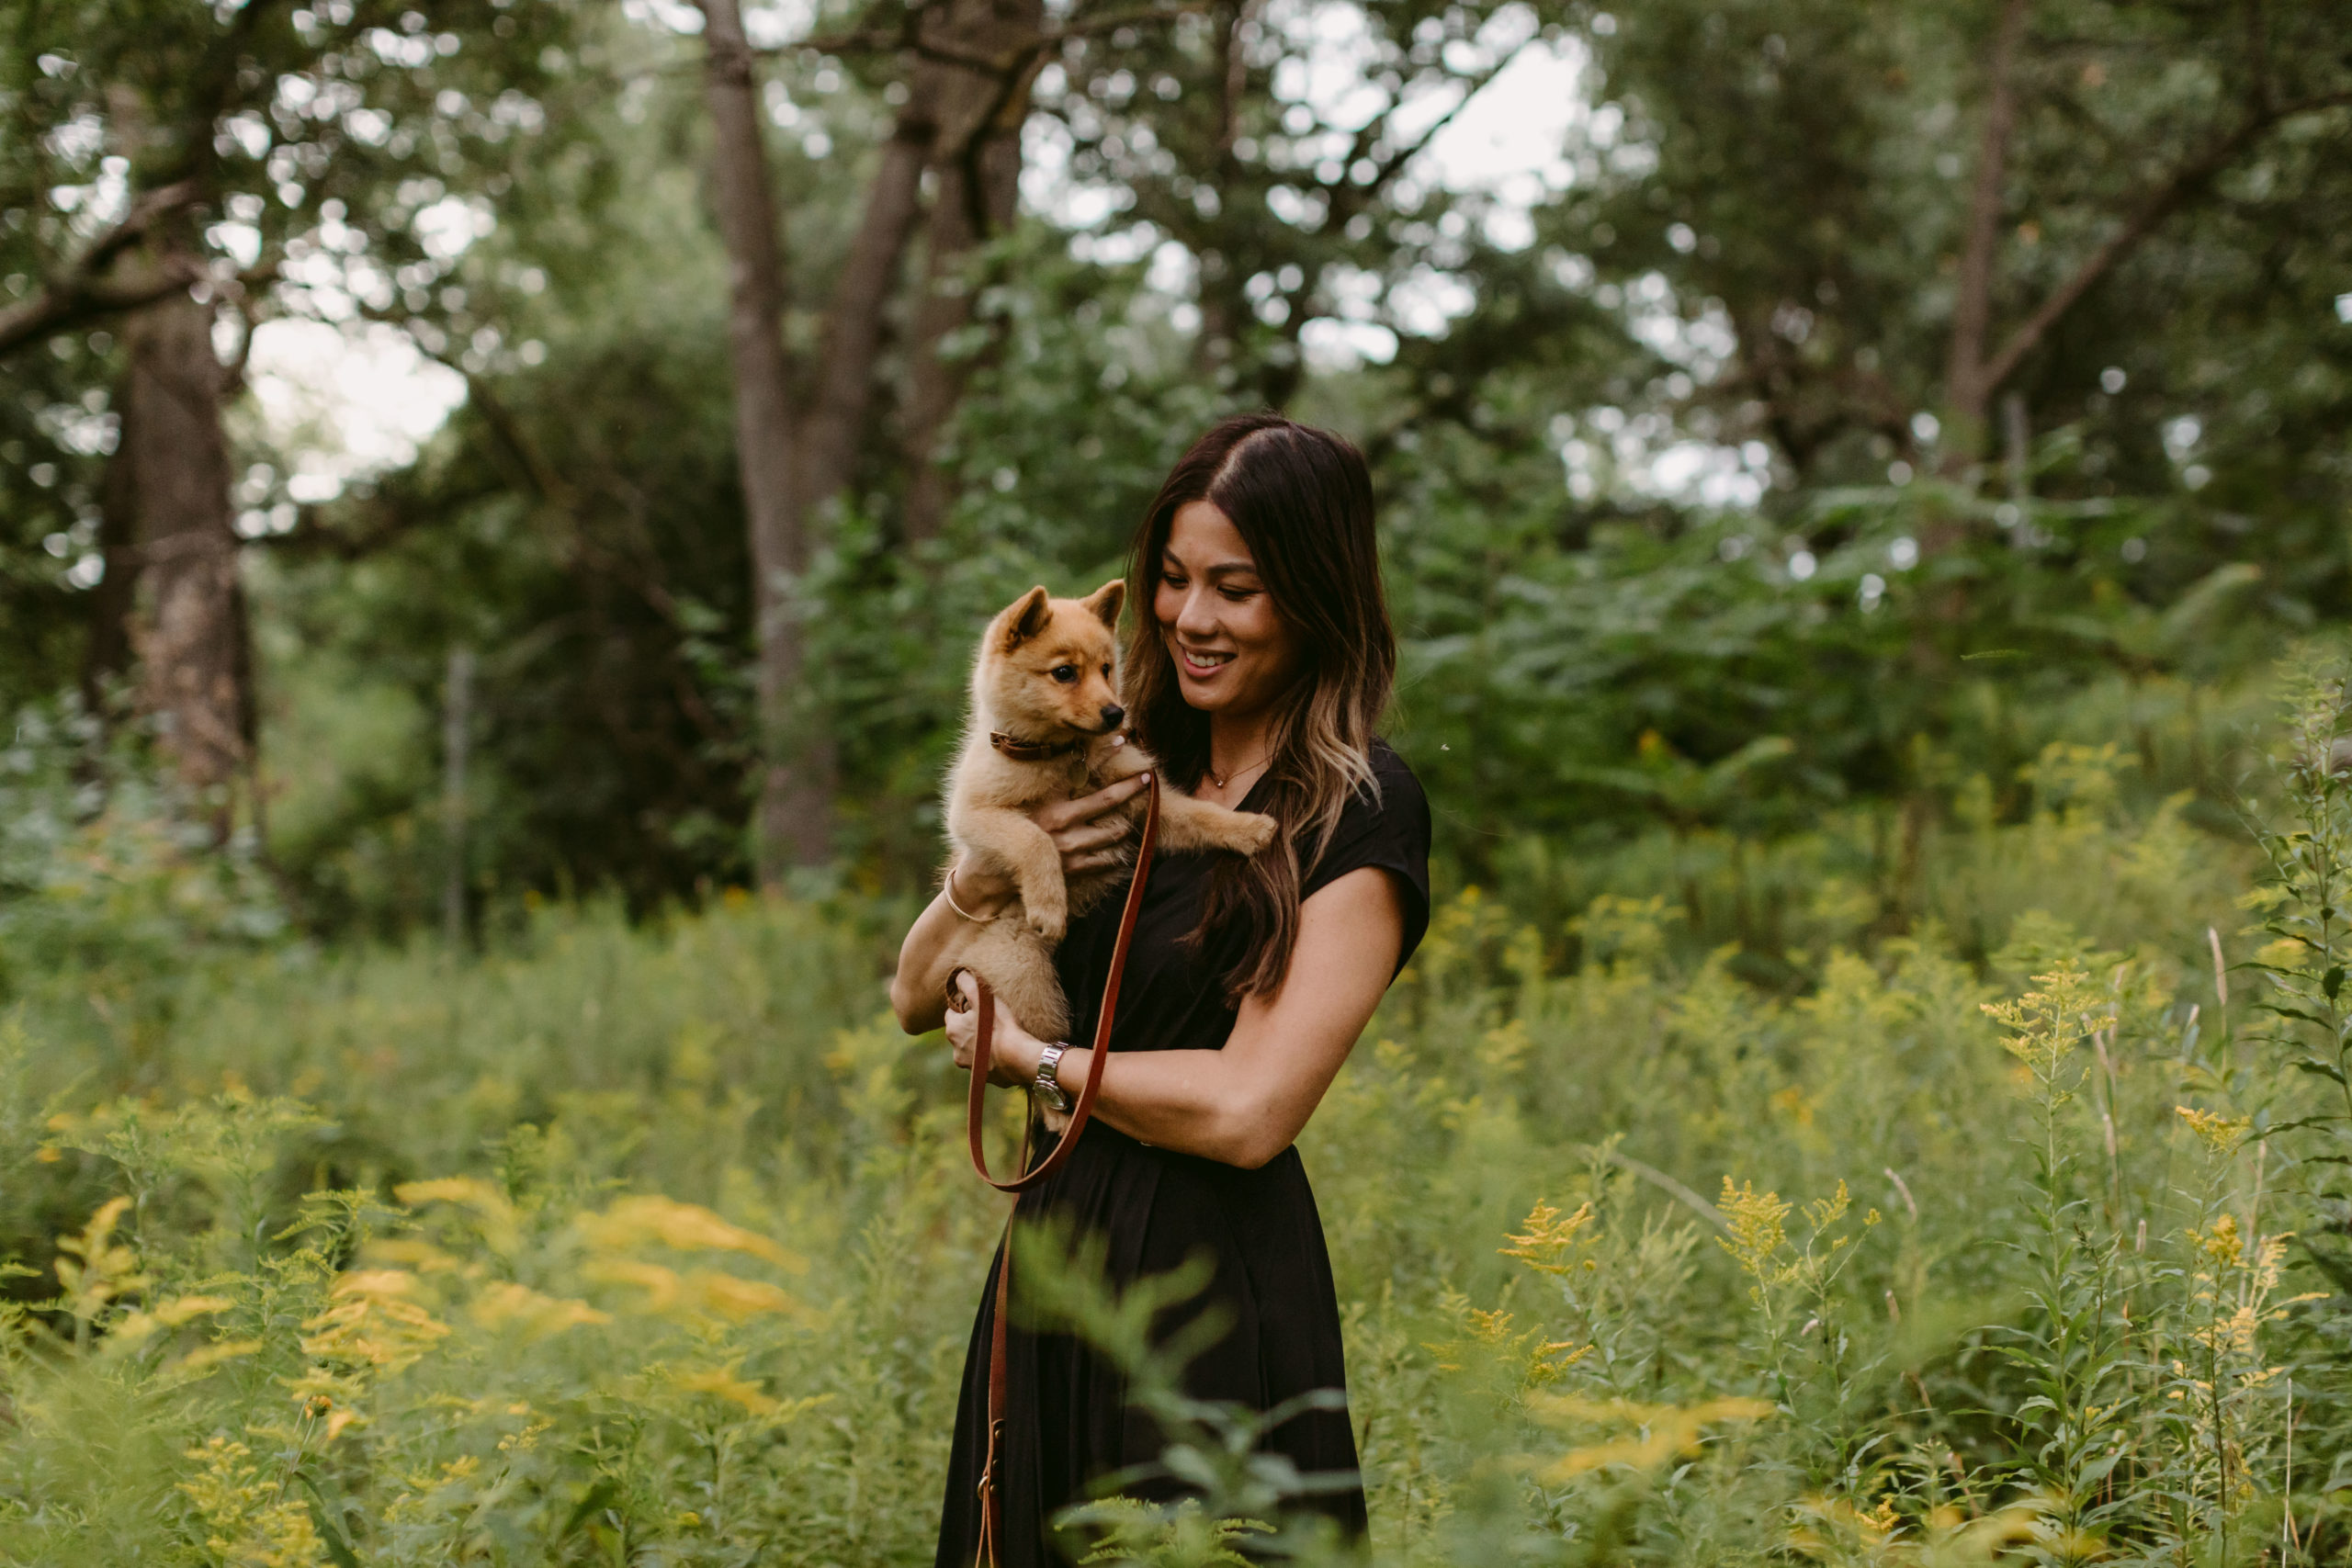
5, 0, 2352, 1563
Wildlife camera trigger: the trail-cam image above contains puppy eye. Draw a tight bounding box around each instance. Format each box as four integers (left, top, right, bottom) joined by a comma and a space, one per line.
1051, 665, 1080, 683
1101, 663, 1112, 676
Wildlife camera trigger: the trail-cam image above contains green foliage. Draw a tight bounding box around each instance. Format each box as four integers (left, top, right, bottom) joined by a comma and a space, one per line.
13, 1, 2340, 931
0, 700, 287, 1016
10, 672, 2352, 1562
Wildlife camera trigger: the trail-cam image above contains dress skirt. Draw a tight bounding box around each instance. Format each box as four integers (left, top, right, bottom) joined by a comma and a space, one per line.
932, 1127, 1366, 1567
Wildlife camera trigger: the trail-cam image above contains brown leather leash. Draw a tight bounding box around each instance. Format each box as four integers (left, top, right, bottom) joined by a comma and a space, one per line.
958, 773, 1159, 1568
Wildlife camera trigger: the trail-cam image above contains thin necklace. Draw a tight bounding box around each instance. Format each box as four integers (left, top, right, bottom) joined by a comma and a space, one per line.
1206, 753, 1272, 790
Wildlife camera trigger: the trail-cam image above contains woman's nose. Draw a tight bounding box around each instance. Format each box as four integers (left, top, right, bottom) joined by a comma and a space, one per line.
1174, 585, 1218, 637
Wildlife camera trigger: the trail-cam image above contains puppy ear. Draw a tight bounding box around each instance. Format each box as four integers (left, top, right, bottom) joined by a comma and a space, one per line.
1003, 586, 1052, 647
1080, 579, 1125, 628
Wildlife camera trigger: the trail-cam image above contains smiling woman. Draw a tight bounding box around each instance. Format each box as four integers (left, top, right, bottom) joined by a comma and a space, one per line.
910, 415, 1431, 1565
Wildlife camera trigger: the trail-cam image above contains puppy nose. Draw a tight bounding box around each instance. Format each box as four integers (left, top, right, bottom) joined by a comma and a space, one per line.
1100, 704, 1126, 729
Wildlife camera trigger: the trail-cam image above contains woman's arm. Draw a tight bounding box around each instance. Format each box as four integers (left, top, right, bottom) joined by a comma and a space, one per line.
890, 772, 1153, 1034
944, 865, 1406, 1168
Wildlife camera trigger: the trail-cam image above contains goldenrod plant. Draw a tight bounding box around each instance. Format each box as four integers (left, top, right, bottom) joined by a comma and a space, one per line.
11, 665, 2352, 1562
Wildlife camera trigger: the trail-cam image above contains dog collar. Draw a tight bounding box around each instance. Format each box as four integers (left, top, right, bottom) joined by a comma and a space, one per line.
989, 731, 1082, 761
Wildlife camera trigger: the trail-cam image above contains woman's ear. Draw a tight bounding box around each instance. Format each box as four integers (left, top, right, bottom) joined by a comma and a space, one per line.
1081, 579, 1125, 628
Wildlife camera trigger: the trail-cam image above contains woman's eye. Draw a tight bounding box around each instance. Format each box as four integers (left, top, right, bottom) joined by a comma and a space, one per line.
1051, 665, 1080, 683
1221, 587, 1257, 603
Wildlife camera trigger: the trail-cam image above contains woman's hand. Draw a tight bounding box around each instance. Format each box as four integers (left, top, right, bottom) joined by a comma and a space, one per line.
953, 770, 1152, 907
891, 762, 1150, 1035
944, 970, 1045, 1089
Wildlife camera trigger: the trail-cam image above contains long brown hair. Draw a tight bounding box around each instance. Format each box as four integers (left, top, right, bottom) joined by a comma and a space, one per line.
1124, 413, 1396, 999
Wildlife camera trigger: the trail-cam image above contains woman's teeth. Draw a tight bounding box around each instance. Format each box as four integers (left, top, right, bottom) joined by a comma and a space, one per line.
1182, 649, 1234, 673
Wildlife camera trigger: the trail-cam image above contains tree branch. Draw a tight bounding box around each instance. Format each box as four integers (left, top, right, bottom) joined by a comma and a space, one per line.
1216, 0, 1254, 162
1351, 45, 1530, 197
1944, 0, 2029, 437
1973, 88, 2352, 400
0, 179, 207, 358
781, 0, 1208, 68
800, 100, 934, 511
212, 262, 280, 399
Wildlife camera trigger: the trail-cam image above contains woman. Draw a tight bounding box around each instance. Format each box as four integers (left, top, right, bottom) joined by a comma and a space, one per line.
892, 414, 1430, 1565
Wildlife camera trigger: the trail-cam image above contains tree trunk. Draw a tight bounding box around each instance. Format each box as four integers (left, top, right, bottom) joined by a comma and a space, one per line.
119, 288, 252, 828
1944, 0, 2030, 458
1191, 1, 1252, 381
799, 98, 936, 517
898, 0, 1045, 547
81, 371, 142, 718
695, 0, 832, 877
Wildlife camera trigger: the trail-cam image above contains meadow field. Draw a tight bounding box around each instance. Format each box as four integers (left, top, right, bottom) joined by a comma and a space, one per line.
5, 665, 2348, 1566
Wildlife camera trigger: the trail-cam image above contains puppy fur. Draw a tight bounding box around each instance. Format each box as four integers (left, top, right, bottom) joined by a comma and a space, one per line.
933, 579, 1280, 1041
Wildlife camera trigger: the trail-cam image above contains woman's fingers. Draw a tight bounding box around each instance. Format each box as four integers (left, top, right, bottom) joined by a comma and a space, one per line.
1050, 817, 1129, 854
1036, 772, 1150, 832
1064, 849, 1126, 874
944, 972, 981, 1070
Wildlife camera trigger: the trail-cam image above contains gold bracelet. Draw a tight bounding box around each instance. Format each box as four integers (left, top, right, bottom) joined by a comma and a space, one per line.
943, 863, 985, 922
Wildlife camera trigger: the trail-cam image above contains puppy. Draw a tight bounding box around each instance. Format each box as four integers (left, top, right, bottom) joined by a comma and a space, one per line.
935, 579, 1279, 1041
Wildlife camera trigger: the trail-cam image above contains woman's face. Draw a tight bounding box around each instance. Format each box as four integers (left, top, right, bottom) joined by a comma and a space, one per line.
1153, 499, 1303, 719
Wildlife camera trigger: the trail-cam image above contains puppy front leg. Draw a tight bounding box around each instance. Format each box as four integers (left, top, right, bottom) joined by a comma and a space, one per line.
962, 807, 1069, 940
1152, 791, 1280, 856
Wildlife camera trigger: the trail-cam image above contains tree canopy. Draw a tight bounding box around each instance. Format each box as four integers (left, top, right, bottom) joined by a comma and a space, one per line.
3, 0, 2347, 930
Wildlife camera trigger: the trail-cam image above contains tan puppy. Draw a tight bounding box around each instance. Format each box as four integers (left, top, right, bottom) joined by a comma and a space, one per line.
937, 579, 1279, 1040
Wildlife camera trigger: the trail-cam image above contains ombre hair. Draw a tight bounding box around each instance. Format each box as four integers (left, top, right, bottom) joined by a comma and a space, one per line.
1124, 413, 1396, 999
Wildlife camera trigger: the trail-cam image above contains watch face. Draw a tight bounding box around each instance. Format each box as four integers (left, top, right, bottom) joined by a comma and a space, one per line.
1035, 1043, 1071, 1111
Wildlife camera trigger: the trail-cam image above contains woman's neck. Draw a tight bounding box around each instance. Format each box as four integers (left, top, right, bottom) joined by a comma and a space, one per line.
1207, 710, 1280, 784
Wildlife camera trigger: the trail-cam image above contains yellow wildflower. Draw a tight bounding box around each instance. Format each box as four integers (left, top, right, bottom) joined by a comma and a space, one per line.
1499, 1200, 1599, 1275
2176, 1105, 2251, 1155
580, 1194, 801, 1269
1527, 1393, 1774, 1480
469, 1280, 612, 1336
1716, 1178, 1791, 1293
179, 1438, 326, 1568
671, 1365, 780, 1416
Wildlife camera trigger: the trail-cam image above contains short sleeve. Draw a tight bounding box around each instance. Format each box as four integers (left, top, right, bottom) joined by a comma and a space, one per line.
1299, 739, 1431, 976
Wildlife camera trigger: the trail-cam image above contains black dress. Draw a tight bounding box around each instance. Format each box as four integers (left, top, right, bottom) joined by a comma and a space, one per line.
934, 740, 1431, 1567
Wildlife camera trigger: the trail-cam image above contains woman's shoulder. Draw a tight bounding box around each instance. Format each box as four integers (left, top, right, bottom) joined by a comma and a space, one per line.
1367, 737, 1422, 799
1305, 738, 1432, 969
1360, 739, 1429, 840
1306, 739, 1430, 886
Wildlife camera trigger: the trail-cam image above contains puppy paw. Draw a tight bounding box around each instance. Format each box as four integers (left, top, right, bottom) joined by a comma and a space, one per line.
1026, 899, 1068, 942
1228, 811, 1280, 853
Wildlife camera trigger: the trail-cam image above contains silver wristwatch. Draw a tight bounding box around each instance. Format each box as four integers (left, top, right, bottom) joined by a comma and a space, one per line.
1034, 1043, 1071, 1112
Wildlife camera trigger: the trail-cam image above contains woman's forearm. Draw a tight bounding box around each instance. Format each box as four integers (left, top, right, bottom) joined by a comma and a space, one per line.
1049, 868, 1405, 1167
890, 866, 1012, 1033
1059, 1046, 1290, 1167
934, 868, 1402, 1162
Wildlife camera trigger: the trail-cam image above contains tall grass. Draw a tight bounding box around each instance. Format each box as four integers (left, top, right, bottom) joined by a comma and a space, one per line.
5, 665, 2349, 1563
